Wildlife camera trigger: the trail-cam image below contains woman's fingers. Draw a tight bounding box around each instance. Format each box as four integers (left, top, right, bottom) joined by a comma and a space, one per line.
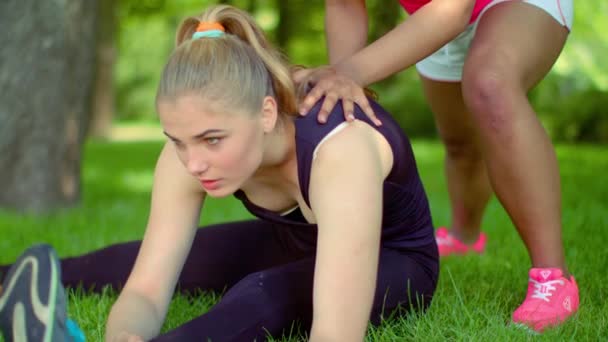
294, 65, 380, 125
354, 94, 381, 126
343, 99, 355, 122
300, 82, 328, 115
113, 332, 145, 342
317, 93, 340, 123
292, 68, 312, 83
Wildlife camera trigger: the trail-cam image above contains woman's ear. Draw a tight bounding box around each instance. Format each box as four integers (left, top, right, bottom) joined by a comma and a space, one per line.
260, 96, 279, 133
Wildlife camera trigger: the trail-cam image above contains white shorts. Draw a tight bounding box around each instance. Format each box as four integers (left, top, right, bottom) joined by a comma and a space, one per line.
415, 0, 574, 82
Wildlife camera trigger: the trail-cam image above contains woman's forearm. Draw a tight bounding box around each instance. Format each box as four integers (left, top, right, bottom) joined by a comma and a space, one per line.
325, 0, 368, 64
337, 0, 474, 86
105, 289, 164, 341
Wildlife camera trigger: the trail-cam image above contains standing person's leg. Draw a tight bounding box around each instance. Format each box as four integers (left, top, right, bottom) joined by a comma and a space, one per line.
420, 77, 492, 251
461, 0, 577, 330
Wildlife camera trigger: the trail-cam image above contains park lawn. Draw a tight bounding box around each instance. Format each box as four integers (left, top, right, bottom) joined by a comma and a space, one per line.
0, 138, 606, 341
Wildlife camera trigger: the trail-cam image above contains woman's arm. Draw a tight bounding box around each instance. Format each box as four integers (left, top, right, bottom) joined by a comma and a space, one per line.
325, 0, 368, 64
336, 0, 475, 86
307, 121, 393, 341
298, 0, 476, 122
105, 142, 205, 341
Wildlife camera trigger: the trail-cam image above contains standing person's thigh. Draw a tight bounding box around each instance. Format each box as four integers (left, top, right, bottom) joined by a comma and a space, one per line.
463, 1, 570, 101
420, 78, 481, 152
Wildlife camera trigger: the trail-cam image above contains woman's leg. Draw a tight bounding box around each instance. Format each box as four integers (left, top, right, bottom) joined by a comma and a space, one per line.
370, 246, 438, 324
461, 0, 577, 329
152, 245, 438, 341
1, 220, 307, 294
463, 0, 568, 274
152, 257, 316, 341
420, 77, 492, 244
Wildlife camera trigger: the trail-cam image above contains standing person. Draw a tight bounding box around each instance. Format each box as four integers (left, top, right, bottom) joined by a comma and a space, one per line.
0, 5, 438, 341
294, 0, 579, 332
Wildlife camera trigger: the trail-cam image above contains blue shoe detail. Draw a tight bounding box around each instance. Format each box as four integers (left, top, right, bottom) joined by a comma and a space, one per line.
0, 244, 70, 342
67, 318, 86, 342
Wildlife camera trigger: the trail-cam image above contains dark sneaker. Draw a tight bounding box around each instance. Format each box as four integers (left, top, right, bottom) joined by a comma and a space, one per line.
0, 244, 70, 341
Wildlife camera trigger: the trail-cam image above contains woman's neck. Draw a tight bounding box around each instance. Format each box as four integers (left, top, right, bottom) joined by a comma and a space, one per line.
247, 119, 299, 192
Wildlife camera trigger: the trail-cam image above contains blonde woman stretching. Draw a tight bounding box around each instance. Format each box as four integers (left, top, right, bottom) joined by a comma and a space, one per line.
0, 5, 438, 341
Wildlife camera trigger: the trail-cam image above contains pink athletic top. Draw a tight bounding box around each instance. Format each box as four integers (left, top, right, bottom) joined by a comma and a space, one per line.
398, 0, 493, 23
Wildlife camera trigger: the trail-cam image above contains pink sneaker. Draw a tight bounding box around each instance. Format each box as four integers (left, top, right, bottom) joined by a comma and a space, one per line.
512, 268, 579, 332
435, 227, 487, 256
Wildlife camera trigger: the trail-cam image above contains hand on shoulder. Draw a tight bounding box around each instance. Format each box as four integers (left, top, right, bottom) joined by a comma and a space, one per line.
293, 65, 380, 126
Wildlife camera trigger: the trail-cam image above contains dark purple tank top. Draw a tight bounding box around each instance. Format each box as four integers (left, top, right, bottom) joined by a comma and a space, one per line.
235, 99, 435, 250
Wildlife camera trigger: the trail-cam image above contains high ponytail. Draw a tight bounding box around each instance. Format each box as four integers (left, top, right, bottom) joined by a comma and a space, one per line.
157, 5, 297, 123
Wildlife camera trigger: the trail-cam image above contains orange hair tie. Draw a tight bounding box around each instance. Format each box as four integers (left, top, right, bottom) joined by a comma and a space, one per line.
192, 22, 226, 39
196, 22, 225, 33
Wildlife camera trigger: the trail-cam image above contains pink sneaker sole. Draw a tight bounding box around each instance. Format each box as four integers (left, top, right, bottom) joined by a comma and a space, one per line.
435, 227, 487, 257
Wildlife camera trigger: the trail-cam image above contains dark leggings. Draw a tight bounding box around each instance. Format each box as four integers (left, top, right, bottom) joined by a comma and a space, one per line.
1, 220, 438, 341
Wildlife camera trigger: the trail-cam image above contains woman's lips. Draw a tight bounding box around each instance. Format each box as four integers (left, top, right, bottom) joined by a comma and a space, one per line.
200, 179, 221, 190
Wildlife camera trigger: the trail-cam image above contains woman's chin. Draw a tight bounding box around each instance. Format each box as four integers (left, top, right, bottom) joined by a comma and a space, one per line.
203, 185, 239, 199
204, 190, 227, 198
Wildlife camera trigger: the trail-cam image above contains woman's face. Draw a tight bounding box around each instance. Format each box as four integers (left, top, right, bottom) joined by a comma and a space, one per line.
158, 94, 271, 197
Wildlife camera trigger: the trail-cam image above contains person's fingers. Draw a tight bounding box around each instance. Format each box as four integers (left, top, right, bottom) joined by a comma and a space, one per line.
317, 93, 339, 123
343, 99, 355, 121
358, 97, 382, 126
113, 332, 141, 342
299, 82, 329, 115
292, 68, 311, 84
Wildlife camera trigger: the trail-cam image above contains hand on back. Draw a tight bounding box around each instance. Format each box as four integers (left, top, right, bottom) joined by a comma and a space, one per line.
293, 65, 381, 126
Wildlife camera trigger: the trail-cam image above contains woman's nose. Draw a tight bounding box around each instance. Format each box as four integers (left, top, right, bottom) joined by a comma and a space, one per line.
186, 151, 209, 176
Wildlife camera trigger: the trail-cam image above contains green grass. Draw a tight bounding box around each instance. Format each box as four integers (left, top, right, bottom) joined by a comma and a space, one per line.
1, 139, 606, 341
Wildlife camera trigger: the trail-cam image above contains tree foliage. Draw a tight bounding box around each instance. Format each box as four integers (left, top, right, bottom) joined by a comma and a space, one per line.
113, 0, 608, 143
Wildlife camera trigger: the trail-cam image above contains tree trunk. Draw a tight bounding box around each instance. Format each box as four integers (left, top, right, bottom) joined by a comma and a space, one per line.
89, 0, 117, 139
0, 0, 98, 212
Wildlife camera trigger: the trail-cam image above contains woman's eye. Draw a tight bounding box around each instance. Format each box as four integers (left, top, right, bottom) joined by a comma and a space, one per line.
172, 140, 185, 149
205, 137, 222, 146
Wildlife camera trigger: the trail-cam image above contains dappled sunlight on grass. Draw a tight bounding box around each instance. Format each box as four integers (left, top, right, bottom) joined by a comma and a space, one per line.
120, 170, 155, 193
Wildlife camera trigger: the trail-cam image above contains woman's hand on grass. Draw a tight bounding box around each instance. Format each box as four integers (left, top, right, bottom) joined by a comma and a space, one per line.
112, 332, 145, 342
293, 66, 380, 126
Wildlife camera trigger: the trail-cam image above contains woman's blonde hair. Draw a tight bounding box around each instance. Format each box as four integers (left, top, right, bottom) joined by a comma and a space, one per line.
156, 5, 297, 121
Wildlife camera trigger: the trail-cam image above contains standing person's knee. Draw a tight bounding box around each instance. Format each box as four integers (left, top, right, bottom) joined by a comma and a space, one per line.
462, 57, 521, 135
441, 135, 483, 163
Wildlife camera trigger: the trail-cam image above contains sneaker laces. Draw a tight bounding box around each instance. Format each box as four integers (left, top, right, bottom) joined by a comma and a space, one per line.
530, 278, 565, 302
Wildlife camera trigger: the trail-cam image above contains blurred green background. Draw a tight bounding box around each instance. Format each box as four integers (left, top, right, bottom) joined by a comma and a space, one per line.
111, 0, 608, 143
